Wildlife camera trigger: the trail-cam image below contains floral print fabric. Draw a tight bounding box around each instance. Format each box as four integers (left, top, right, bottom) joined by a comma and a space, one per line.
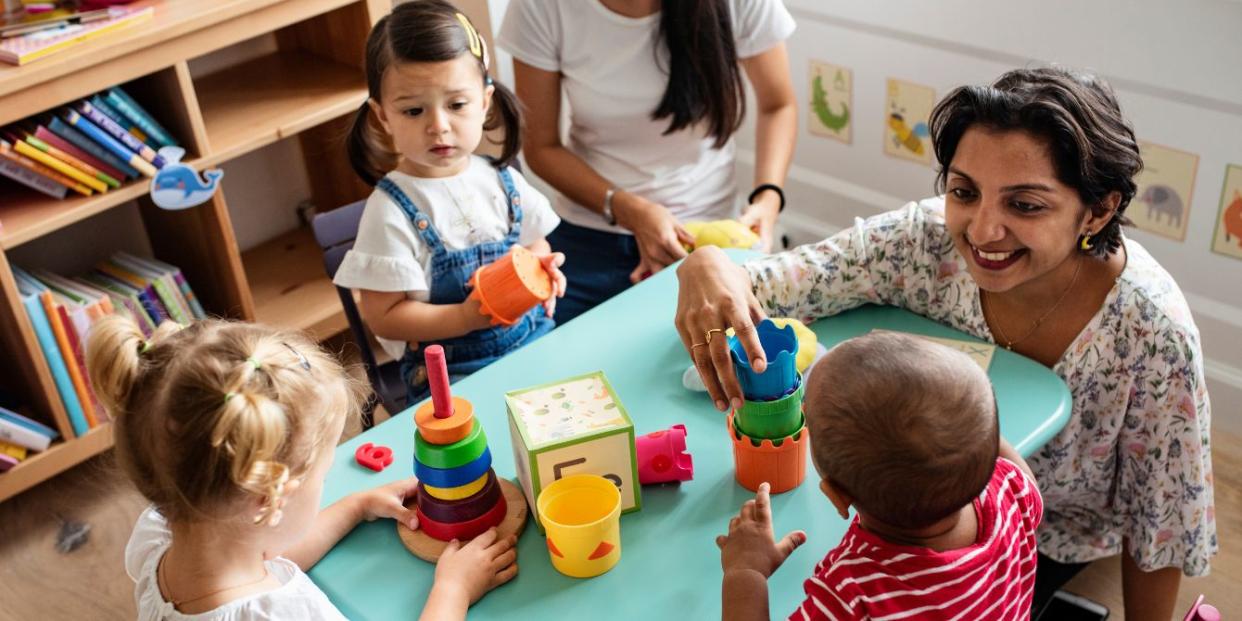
745, 198, 1216, 575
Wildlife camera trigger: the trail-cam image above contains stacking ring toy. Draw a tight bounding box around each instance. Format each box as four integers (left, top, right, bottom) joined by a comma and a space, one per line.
415, 446, 492, 488
414, 396, 475, 444
415, 420, 488, 469
422, 472, 489, 501
416, 494, 508, 541
417, 471, 502, 523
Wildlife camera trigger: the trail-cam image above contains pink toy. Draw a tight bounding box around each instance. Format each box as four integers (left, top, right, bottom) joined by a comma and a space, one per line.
1183, 595, 1220, 621
636, 424, 693, 485
355, 442, 394, 472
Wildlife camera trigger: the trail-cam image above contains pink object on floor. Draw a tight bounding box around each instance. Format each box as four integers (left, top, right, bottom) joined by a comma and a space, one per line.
1183, 595, 1220, 621
355, 442, 394, 472
636, 424, 693, 485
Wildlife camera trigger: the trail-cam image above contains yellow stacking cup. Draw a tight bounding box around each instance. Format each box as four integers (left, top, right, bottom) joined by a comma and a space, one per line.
536, 474, 622, 578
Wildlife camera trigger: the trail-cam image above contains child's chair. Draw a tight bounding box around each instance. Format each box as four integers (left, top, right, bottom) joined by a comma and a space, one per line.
312, 200, 407, 429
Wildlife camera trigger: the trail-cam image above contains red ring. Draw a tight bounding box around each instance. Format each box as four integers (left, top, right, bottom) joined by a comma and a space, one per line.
415, 493, 508, 542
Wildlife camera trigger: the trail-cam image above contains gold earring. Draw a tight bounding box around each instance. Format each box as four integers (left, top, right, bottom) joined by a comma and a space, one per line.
1079, 232, 1094, 251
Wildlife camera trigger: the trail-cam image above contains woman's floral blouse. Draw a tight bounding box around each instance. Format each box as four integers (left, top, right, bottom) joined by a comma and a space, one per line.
745, 197, 1216, 575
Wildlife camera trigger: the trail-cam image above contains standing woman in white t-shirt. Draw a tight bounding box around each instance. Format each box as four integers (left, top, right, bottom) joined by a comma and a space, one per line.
498, 0, 797, 323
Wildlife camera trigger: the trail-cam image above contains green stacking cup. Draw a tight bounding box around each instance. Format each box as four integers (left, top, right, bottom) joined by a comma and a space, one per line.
735, 374, 804, 440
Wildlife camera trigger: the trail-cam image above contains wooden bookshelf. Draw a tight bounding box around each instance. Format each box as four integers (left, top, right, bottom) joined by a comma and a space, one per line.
0, 0, 388, 503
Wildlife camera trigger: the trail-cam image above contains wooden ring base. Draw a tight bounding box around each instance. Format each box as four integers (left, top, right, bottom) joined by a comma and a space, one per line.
398, 478, 529, 563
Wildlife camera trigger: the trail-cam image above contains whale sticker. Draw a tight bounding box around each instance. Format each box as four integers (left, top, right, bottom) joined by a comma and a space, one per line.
149, 146, 223, 210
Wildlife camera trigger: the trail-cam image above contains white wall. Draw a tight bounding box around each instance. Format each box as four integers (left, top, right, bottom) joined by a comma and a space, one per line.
731, 0, 1242, 432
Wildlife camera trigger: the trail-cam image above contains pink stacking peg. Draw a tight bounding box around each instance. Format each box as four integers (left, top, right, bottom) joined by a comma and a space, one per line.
636, 424, 694, 485
1183, 595, 1220, 621
425, 345, 453, 419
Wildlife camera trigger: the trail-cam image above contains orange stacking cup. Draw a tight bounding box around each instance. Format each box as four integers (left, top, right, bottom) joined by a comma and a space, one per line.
727, 413, 807, 494
468, 246, 552, 326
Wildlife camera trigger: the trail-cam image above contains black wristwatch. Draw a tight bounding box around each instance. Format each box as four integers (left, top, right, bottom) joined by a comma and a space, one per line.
748, 183, 785, 212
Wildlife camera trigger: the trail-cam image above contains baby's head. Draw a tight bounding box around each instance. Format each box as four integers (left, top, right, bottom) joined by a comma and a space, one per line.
348, 0, 522, 183
87, 317, 365, 537
804, 332, 998, 531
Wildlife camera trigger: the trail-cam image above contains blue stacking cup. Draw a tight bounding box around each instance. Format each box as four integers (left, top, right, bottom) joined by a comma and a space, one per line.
729, 319, 799, 401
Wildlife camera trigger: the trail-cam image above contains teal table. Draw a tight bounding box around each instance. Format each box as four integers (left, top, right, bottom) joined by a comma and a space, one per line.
310, 251, 1071, 620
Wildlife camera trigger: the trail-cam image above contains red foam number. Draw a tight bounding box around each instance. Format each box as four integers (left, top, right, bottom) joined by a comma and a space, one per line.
355, 442, 394, 472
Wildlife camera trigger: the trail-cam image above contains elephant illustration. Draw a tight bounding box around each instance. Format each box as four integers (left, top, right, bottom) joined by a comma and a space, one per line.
1138, 184, 1184, 228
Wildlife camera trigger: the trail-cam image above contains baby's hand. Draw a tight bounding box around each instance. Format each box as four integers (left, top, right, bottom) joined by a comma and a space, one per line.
460, 295, 494, 331
353, 477, 420, 531
716, 482, 806, 578
538, 252, 567, 318
434, 528, 519, 605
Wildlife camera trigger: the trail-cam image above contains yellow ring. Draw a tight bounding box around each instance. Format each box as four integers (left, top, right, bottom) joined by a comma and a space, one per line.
422, 472, 489, 501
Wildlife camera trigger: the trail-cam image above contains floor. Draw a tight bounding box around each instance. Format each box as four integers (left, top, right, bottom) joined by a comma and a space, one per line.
0, 347, 1236, 619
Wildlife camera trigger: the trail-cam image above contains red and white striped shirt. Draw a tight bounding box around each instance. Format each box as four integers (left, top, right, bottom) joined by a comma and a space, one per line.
789, 458, 1043, 621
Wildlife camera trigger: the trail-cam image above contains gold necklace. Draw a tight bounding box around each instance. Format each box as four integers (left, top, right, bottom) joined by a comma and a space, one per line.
158, 550, 270, 608
983, 256, 1084, 351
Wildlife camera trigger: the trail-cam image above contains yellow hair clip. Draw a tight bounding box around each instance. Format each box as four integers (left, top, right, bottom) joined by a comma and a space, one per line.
455, 12, 483, 63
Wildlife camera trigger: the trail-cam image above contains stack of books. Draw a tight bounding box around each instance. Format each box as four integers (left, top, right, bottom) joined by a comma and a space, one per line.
0, 5, 154, 66
12, 252, 205, 438
0, 407, 59, 472
0, 84, 178, 200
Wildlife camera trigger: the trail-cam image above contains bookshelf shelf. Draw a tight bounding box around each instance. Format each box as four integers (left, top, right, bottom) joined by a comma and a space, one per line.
243, 227, 347, 341
195, 51, 367, 167
0, 424, 113, 501
0, 0, 388, 503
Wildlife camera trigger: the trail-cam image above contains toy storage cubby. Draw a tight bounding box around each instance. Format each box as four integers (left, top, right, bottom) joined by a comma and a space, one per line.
0, 0, 387, 502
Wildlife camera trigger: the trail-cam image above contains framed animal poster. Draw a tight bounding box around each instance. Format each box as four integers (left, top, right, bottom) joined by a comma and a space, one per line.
1129, 141, 1198, 241
1211, 164, 1242, 261
808, 60, 852, 143
883, 78, 935, 166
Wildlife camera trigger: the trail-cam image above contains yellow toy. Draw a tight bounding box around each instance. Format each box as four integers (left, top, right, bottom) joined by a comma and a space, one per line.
683, 220, 760, 251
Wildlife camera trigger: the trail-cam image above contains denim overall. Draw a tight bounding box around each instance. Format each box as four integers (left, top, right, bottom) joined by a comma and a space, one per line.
377, 168, 554, 405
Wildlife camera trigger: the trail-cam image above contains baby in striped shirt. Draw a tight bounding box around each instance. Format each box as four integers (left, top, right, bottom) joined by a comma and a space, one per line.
717, 331, 1043, 621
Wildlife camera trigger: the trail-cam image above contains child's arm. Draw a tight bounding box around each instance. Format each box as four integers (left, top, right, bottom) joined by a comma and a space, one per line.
717, 483, 807, 621
524, 237, 566, 318
359, 290, 493, 345
418, 528, 518, 621
284, 478, 421, 571
998, 436, 1037, 485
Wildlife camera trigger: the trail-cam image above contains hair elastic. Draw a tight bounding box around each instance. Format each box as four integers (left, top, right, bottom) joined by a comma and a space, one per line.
138, 340, 151, 355
247, 357, 263, 370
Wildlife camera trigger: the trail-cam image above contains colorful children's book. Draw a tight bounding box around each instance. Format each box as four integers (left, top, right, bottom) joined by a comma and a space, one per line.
34, 124, 126, 181
0, 138, 92, 195
124, 254, 205, 320
89, 94, 150, 146
10, 137, 105, 193
63, 109, 156, 177
105, 86, 176, 149
0, 440, 28, 462
31, 278, 98, 428
23, 134, 119, 188
0, 453, 18, 472
37, 271, 107, 418
12, 267, 88, 437
0, 407, 57, 452
0, 6, 155, 66
75, 274, 155, 337
47, 116, 138, 179
0, 155, 67, 198
76, 101, 164, 168
87, 268, 167, 325
111, 253, 193, 323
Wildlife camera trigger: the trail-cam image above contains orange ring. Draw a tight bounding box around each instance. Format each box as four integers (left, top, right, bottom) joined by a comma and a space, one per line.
414, 396, 475, 444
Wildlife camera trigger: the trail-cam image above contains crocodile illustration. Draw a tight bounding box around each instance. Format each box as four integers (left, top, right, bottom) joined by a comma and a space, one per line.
812, 74, 850, 132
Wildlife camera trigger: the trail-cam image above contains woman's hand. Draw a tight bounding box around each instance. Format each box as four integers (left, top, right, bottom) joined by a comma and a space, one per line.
435, 529, 519, 605
674, 246, 768, 411
352, 477, 421, 531
538, 252, 567, 317
614, 191, 696, 283
739, 191, 781, 253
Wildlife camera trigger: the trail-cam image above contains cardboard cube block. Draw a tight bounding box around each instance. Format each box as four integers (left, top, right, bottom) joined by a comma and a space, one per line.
506, 371, 640, 527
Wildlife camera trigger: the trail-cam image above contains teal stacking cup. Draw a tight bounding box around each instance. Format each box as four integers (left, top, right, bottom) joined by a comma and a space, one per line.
729, 319, 799, 401
735, 373, 804, 440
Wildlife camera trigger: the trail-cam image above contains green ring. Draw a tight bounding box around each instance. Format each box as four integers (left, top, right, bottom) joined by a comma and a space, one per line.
414, 420, 488, 469
736, 374, 804, 439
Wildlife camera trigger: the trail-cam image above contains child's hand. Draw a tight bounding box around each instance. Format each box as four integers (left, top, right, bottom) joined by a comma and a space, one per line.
352, 477, 421, 531
434, 528, 519, 605
538, 252, 567, 318
459, 296, 494, 331
716, 482, 806, 578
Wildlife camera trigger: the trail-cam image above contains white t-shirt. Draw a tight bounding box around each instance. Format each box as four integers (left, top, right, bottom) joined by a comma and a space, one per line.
498, 0, 795, 234
333, 156, 559, 360
125, 507, 347, 621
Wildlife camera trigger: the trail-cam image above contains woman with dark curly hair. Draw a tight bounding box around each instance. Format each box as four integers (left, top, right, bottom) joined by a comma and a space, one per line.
675, 67, 1216, 620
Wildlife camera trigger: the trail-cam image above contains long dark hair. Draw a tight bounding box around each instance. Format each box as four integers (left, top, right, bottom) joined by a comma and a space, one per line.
347, 0, 522, 185
928, 67, 1142, 258
653, 0, 745, 149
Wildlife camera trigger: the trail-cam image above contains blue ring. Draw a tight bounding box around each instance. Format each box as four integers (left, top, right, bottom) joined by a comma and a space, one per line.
414, 446, 493, 487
